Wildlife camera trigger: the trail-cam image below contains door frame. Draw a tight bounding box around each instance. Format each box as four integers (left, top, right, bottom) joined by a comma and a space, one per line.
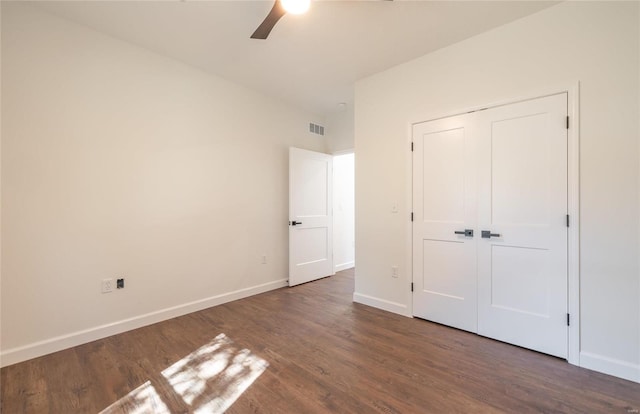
407, 82, 580, 366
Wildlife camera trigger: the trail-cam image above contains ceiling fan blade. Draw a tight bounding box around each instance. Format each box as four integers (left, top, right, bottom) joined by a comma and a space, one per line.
251, 0, 287, 40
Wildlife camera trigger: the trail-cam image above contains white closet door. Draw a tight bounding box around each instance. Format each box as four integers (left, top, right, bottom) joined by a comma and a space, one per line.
476, 93, 568, 358
412, 114, 478, 333
412, 93, 569, 358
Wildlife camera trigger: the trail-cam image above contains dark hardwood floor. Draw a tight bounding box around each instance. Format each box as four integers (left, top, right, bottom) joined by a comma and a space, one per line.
2, 268, 640, 413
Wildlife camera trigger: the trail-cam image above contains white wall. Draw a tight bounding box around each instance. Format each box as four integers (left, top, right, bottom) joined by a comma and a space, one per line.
333, 153, 355, 272
0, 3, 327, 365
325, 102, 355, 154
355, 1, 639, 382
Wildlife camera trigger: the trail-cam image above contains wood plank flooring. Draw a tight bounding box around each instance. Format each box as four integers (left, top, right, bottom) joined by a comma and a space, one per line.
2, 268, 640, 413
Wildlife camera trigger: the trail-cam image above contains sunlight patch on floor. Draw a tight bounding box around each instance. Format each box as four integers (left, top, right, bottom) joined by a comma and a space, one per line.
100, 333, 268, 413
162, 333, 268, 413
100, 380, 170, 414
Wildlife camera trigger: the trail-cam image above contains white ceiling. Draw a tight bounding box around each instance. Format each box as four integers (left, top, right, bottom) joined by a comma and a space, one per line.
34, 0, 558, 116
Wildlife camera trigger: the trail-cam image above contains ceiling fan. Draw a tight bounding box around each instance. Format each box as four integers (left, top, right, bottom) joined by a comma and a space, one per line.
251, 0, 393, 40
251, 0, 310, 40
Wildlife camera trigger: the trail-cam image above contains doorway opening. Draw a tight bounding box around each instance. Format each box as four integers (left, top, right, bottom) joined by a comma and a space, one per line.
333, 152, 355, 272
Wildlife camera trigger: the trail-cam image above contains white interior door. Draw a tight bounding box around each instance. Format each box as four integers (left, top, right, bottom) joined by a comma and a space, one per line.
477, 93, 568, 358
412, 114, 478, 333
289, 147, 333, 287
412, 93, 568, 358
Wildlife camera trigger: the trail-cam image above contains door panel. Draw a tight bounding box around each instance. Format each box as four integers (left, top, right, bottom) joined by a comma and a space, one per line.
412, 115, 477, 333
295, 157, 330, 217
490, 245, 550, 317
491, 113, 551, 226
289, 148, 333, 286
421, 128, 466, 222
419, 239, 477, 331
422, 240, 468, 299
295, 227, 329, 265
477, 93, 568, 358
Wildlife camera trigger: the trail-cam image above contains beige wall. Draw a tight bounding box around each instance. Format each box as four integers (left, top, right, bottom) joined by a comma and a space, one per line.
1, 3, 326, 364
355, 1, 639, 382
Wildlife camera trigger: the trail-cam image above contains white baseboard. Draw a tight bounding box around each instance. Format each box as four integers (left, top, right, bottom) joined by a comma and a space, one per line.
353, 292, 410, 317
580, 351, 640, 383
335, 261, 355, 272
0, 278, 288, 368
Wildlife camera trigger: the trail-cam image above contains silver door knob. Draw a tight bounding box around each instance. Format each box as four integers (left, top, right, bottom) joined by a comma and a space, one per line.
481, 230, 501, 238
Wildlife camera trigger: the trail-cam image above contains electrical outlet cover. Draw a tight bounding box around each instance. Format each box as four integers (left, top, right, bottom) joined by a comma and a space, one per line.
102, 278, 114, 293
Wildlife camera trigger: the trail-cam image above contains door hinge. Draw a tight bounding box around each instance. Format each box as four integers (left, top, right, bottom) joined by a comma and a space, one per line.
566, 116, 570, 129
566, 214, 570, 228
411, 282, 414, 292
411, 142, 414, 152
566, 313, 570, 326
411, 212, 414, 222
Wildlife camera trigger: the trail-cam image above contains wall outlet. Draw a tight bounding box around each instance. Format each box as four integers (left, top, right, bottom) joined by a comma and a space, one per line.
102, 278, 114, 293
392, 266, 399, 278
116, 278, 125, 289
261, 254, 267, 264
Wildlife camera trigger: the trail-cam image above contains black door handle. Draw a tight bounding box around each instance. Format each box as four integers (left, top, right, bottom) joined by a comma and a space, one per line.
290, 221, 302, 226
481, 230, 501, 238
454, 229, 474, 237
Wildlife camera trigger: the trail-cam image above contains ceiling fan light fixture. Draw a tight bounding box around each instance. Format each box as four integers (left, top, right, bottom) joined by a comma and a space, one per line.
281, 0, 310, 15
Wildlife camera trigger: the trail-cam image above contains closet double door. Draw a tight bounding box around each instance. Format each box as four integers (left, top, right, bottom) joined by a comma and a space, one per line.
412, 93, 568, 358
